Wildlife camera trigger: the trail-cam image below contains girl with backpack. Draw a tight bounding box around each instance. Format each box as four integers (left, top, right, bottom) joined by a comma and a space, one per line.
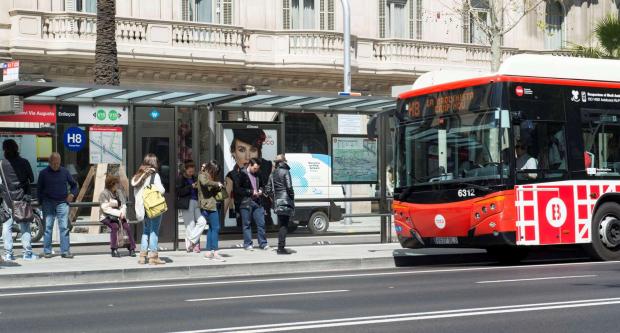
132, 154, 166, 265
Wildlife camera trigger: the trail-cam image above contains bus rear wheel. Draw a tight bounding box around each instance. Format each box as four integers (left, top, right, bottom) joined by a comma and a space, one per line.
584, 202, 620, 261
486, 246, 529, 264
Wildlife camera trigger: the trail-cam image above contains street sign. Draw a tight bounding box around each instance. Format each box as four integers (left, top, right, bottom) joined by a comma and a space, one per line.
79, 105, 128, 125
63, 127, 86, 152
56, 105, 79, 123
2, 61, 19, 82
338, 92, 361, 97
338, 114, 363, 134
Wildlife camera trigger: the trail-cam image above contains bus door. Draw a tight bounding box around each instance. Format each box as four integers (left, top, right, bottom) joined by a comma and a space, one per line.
513, 119, 572, 245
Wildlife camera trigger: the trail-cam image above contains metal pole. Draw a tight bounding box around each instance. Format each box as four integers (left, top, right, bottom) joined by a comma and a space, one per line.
378, 114, 388, 243
341, 0, 351, 93
340, 0, 353, 225
207, 103, 217, 161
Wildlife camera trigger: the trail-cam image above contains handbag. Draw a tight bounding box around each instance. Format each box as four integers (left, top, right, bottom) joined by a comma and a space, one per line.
0, 160, 34, 223
142, 174, 168, 219
214, 186, 228, 202
116, 219, 128, 248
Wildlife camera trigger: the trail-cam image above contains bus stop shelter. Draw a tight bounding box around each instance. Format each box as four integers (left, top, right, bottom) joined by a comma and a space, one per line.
0, 80, 396, 248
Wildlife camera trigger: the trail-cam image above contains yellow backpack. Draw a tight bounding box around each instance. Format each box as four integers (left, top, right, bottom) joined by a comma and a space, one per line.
142, 174, 168, 218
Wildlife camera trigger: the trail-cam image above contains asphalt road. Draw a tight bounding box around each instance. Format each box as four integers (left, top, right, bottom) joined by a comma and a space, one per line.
1, 252, 619, 333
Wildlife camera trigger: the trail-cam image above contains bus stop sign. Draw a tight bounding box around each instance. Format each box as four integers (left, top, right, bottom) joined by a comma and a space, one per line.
63, 126, 86, 152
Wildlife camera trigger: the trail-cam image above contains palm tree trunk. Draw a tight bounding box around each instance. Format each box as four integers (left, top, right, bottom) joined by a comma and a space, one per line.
95, 0, 119, 85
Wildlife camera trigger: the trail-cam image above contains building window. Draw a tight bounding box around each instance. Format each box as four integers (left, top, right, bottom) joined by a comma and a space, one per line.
76, 0, 96, 13
380, 0, 422, 39
183, 0, 233, 24
283, 0, 335, 30
415, 0, 423, 39
319, 0, 335, 31
379, 0, 386, 38
464, 0, 489, 44
545, 1, 564, 50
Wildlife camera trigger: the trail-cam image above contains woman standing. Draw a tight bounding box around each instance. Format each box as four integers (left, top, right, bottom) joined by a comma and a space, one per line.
265, 154, 295, 255
198, 161, 226, 262
176, 160, 206, 253
99, 175, 136, 257
131, 154, 166, 265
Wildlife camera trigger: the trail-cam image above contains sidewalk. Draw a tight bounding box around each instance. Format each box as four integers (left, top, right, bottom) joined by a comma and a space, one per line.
0, 243, 486, 288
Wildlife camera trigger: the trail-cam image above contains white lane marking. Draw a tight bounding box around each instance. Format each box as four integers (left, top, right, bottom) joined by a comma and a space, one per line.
477, 274, 597, 284
171, 297, 620, 333
185, 290, 349, 302
1, 260, 618, 298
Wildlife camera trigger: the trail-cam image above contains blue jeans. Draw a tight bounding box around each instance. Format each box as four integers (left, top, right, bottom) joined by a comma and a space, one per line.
42, 201, 70, 255
2, 217, 33, 257
141, 214, 162, 252
240, 201, 267, 248
202, 209, 220, 251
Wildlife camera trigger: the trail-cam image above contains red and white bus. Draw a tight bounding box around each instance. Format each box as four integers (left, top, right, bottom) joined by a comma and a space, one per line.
393, 54, 620, 262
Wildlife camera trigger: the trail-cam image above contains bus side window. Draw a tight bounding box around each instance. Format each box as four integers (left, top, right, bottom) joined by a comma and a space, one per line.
581, 110, 620, 176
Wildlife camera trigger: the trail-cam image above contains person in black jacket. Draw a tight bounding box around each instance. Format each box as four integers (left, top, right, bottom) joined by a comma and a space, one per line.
236, 158, 269, 251
176, 160, 206, 253
0, 139, 37, 261
265, 154, 295, 255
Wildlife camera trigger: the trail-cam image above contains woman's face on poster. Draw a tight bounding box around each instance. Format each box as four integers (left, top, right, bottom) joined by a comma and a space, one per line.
232, 139, 260, 167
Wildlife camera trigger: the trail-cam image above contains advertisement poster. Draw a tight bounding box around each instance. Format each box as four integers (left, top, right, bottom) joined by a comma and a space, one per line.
331, 135, 378, 184
79, 105, 128, 125
0, 132, 52, 182
221, 124, 278, 227
89, 126, 123, 164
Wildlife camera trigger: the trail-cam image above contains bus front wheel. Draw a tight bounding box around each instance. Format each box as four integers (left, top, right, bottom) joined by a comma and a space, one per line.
585, 202, 620, 261
486, 246, 529, 264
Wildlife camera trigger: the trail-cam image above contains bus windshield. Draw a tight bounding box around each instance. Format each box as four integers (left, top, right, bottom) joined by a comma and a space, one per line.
397, 110, 508, 187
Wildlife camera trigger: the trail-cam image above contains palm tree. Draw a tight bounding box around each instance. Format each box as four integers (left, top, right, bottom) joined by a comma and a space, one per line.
571, 14, 620, 59
94, 0, 120, 85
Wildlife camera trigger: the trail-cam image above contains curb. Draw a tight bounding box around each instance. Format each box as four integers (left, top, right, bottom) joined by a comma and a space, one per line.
0, 250, 494, 289
0, 256, 401, 288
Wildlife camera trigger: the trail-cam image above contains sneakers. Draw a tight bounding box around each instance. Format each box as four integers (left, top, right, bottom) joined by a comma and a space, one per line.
3, 253, 15, 262
212, 252, 226, 262
260, 245, 271, 251
43, 253, 53, 259
185, 239, 192, 253
22, 253, 39, 261
61, 252, 74, 259
244, 245, 254, 251
204, 251, 214, 260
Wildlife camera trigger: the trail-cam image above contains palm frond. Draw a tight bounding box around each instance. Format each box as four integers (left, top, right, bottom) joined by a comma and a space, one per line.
566, 42, 606, 58
594, 15, 620, 59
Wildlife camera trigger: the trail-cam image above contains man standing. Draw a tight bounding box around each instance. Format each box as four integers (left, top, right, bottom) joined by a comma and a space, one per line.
38, 152, 78, 259
235, 158, 269, 251
0, 139, 37, 261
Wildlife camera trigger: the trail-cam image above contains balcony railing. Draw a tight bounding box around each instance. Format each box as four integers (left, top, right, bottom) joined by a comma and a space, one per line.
172, 23, 247, 50
13, 10, 579, 76
284, 30, 355, 57
41, 11, 245, 50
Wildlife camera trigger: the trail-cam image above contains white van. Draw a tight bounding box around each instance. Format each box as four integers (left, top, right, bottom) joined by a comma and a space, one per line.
286, 153, 345, 233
